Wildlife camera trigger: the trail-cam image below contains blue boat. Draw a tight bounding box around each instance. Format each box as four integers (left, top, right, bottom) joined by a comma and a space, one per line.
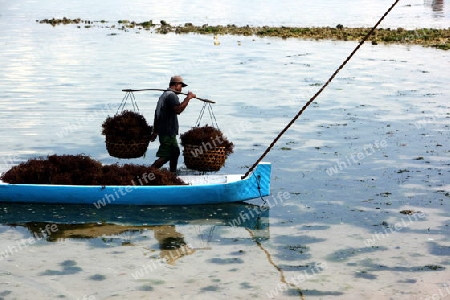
0, 163, 271, 206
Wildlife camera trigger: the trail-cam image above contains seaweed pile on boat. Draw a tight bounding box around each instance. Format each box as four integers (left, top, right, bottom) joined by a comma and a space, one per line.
0, 154, 185, 186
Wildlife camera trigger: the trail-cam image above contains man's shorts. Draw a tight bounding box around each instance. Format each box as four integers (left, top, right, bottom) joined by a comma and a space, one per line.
156, 135, 180, 160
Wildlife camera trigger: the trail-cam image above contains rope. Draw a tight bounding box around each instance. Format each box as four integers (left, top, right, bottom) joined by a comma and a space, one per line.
207, 104, 219, 128
117, 91, 140, 113
253, 173, 268, 207
245, 228, 304, 299
241, 0, 401, 180
195, 102, 220, 129
195, 103, 207, 126
196, 225, 215, 249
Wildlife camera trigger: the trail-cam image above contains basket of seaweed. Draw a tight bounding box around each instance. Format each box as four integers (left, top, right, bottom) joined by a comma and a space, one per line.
102, 110, 153, 159
180, 125, 234, 172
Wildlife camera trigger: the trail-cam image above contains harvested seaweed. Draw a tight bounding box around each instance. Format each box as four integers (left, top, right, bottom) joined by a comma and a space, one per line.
102, 110, 152, 141
180, 125, 234, 157
1, 154, 185, 186
180, 126, 234, 172
102, 110, 153, 159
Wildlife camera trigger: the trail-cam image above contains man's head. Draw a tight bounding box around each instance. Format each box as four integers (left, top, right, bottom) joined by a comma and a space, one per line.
169, 76, 187, 92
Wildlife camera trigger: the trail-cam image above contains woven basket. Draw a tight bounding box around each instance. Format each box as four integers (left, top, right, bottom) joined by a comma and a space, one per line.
105, 135, 151, 159
183, 144, 226, 172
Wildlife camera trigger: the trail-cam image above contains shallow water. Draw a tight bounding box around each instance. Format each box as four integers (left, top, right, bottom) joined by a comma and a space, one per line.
0, 1, 449, 299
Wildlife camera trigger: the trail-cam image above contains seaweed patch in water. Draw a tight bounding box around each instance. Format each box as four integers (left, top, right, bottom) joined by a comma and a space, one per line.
354, 271, 377, 279
301, 290, 345, 296
422, 265, 445, 271
138, 284, 154, 291
89, 274, 106, 281
208, 257, 244, 264
0, 291, 12, 297
36, 18, 450, 50
326, 246, 389, 262
285, 245, 309, 253
398, 278, 418, 284
201, 285, 221, 292
240, 282, 252, 289
40, 259, 82, 275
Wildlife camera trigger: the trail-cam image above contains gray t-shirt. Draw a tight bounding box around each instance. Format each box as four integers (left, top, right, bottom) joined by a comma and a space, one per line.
154, 89, 181, 136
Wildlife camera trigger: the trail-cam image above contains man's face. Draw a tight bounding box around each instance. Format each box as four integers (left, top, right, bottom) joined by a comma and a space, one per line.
173, 83, 183, 92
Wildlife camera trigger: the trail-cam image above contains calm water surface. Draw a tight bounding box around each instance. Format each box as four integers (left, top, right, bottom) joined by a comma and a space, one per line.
0, 1, 449, 299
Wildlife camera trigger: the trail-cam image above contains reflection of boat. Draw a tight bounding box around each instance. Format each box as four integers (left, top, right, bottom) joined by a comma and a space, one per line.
0, 202, 270, 241
0, 163, 270, 206
1, 202, 270, 264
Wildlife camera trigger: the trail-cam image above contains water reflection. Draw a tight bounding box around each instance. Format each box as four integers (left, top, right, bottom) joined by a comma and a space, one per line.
1, 202, 270, 263
425, 0, 445, 17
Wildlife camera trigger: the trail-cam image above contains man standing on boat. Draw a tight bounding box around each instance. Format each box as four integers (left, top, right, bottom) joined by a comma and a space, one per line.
150, 76, 196, 173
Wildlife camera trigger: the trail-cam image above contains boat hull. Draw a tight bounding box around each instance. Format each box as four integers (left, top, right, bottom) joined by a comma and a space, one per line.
0, 163, 271, 206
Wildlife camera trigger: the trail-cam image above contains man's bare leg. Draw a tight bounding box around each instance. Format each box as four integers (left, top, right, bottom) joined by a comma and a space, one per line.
151, 157, 168, 169
169, 157, 178, 173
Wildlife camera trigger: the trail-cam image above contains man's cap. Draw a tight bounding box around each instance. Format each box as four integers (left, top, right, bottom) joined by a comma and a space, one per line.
170, 76, 188, 87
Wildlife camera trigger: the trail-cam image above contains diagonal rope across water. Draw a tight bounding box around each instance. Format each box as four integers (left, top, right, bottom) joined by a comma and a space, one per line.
242, 0, 401, 179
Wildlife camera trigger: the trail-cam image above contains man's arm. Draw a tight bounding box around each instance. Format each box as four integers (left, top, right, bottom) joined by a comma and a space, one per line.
150, 112, 158, 142
173, 91, 196, 114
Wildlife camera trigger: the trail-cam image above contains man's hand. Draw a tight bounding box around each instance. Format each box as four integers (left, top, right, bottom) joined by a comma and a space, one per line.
150, 132, 158, 142
185, 91, 197, 101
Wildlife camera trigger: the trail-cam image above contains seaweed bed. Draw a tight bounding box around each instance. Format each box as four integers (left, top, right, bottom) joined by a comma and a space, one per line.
0, 154, 185, 186
37, 17, 450, 50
